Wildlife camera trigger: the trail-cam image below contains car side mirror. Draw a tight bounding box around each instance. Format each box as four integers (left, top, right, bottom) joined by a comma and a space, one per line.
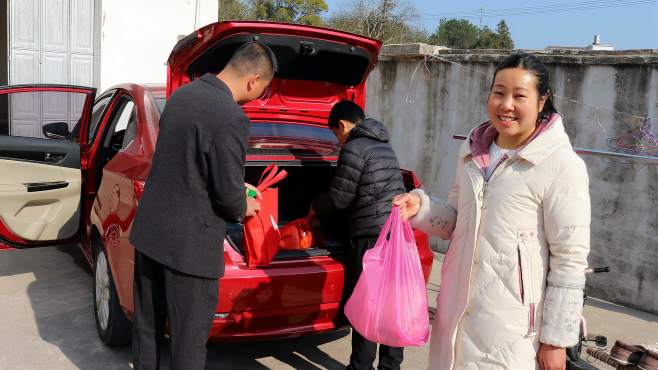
43, 121, 70, 140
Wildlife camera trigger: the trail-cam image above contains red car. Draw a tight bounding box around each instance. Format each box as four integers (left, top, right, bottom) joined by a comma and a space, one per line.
0, 21, 433, 346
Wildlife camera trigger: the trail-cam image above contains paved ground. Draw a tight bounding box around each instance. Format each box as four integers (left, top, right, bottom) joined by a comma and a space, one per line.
0, 246, 656, 370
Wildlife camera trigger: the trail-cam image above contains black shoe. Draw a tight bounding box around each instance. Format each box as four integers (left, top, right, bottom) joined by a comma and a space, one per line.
346, 365, 375, 370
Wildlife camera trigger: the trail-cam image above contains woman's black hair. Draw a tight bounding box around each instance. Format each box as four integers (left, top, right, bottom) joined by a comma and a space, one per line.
491, 53, 558, 120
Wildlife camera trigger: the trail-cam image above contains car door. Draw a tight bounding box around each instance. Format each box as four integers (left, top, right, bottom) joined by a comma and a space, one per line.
0, 85, 96, 249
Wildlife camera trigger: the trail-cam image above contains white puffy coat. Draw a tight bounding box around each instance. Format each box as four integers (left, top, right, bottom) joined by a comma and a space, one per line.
411, 114, 591, 370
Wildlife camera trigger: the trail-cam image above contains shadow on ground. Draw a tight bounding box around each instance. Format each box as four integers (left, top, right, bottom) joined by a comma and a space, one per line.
0, 246, 351, 370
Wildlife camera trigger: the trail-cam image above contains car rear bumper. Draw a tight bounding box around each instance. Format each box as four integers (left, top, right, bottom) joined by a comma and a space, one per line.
208, 302, 346, 341
208, 252, 347, 341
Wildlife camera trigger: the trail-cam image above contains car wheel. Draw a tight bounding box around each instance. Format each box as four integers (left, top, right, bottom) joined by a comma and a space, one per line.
93, 244, 131, 346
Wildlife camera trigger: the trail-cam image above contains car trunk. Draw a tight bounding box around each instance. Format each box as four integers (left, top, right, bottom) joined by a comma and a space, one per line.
225, 160, 422, 264
215, 160, 431, 331
226, 163, 348, 261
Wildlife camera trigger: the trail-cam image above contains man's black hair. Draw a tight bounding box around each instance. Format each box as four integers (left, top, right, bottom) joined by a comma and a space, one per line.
328, 100, 365, 129
226, 42, 278, 79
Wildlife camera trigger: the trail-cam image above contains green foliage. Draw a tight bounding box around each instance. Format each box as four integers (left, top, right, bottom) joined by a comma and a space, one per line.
494, 20, 514, 49
249, 0, 328, 26
218, 0, 252, 20
475, 26, 497, 48
219, 0, 327, 26
429, 18, 515, 49
428, 18, 479, 49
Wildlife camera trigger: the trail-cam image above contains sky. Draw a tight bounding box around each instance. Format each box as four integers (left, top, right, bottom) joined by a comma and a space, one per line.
322, 0, 658, 50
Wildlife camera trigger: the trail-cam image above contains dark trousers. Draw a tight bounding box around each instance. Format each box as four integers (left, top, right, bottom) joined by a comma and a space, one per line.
132, 251, 219, 370
346, 238, 404, 370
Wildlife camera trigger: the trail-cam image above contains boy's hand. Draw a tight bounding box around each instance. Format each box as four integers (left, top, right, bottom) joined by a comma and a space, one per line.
245, 197, 261, 218
393, 193, 421, 221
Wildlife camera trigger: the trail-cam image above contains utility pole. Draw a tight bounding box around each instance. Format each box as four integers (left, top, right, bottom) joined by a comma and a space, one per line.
478, 6, 485, 38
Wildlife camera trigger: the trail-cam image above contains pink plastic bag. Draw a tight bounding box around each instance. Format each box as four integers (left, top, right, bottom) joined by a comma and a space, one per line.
344, 206, 430, 347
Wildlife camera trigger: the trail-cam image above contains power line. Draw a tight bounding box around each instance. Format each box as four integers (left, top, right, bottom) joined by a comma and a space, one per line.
415, 0, 657, 20
420, 0, 656, 17
321, 0, 657, 22
423, 0, 609, 17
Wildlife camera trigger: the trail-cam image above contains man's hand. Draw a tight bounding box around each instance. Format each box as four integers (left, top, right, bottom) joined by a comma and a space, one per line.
245, 196, 261, 218
392, 193, 421, 220
537, 343, 566, 370
245, 182, 262, 200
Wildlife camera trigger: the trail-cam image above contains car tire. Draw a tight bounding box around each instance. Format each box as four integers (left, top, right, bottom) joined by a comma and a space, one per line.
93, 243, 131, 346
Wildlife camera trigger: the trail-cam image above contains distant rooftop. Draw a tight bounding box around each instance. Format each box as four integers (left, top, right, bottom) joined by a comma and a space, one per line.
547, 34, 615, 52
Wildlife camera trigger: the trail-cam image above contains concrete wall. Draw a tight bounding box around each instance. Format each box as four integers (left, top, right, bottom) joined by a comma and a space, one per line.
100, 0, 218, 90
366, 45, 658, 313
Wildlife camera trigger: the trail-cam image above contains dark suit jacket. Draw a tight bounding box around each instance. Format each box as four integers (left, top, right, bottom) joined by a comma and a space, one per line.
129, 73, 249, 279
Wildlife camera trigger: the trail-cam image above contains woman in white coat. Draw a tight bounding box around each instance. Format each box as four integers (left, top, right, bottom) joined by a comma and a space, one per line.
394, 53, 591, 370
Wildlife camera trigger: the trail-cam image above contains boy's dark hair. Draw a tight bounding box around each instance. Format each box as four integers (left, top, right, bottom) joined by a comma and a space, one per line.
227, 42, 278, 79
328, 100, 365, 129
491, 53, 558, 119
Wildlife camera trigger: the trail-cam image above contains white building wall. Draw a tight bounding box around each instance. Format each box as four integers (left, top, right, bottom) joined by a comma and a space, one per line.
100, 0, 218, 91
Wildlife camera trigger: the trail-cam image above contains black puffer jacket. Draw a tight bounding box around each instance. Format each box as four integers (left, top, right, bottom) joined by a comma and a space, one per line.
321, 118, 406, 239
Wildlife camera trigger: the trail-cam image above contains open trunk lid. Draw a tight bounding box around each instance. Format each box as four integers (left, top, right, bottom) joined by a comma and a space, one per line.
167, 21, 381, 124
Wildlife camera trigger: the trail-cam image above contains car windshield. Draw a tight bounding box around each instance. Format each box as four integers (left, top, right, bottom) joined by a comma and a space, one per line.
153, 98, 338, 146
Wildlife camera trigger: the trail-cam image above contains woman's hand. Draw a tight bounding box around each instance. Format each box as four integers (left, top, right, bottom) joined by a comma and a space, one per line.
393, 193, 421, 220
537, 343, 566, 370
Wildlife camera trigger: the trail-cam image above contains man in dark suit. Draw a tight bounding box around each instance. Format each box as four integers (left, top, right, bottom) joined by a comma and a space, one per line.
129, 42, 277, 370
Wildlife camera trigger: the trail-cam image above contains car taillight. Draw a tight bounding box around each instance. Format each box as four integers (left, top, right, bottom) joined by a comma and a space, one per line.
133, 180, 145, 201
401, 169, 423, 190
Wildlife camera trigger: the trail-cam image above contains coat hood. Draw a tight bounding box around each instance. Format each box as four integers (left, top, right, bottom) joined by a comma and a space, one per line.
348, 118, 390, 143
460, 113, 572, 168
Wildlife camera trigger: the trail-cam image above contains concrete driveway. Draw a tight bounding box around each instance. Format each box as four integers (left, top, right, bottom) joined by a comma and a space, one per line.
0, 246, 438, 370
1, 246, 656, 370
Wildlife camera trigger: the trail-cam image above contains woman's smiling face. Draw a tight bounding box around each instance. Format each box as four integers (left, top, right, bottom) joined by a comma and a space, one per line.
487, 67, 547, 148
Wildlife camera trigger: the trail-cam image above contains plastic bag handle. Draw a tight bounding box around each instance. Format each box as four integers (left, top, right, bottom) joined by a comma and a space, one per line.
403, 219, 416, 244
375, 206, 400, 246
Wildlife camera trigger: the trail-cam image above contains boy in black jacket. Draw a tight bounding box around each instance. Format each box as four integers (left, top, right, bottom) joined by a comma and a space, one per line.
312, 100, 406, 370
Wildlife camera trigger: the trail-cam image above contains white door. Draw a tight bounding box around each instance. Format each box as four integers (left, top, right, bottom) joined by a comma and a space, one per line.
9, 0, 97, 138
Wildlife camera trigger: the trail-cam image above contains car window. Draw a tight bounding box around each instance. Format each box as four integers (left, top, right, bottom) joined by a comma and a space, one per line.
114, 101, 134, 133
148, 99, 337, 145
121, 110, 137, 150
88, 94, 113, 143
0, 90, 90, 141
250, 123, 337, 144
101, 98, 135, 157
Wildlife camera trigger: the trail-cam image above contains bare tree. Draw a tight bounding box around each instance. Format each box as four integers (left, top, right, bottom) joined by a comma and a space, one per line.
218, 0, 251, 20
327, 0, 427, 44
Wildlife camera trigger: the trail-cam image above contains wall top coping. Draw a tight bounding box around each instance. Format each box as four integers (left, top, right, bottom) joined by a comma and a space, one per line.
380, 43, 658, 65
